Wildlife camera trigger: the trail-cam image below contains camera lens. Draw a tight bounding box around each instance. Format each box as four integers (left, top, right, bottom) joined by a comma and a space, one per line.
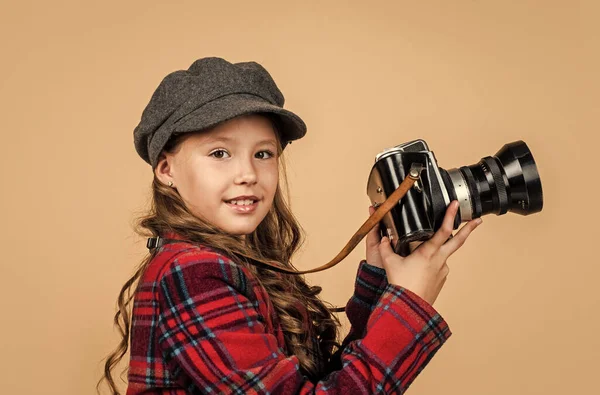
443, 141, 543, 220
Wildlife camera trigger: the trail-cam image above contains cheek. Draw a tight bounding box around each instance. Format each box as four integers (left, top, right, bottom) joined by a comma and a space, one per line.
177, 167, 212, 206
265, 166, 279, 193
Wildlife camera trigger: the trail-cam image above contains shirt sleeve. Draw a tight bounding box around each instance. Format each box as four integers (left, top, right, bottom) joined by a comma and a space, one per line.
344, 260, 389, 341
324, 260, 389, 373
156, 250, 452, 394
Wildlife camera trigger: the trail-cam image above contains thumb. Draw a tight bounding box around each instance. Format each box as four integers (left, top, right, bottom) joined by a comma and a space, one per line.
366, 206, 380, 247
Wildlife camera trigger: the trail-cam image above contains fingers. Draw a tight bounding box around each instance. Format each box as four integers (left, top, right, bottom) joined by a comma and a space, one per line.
421, 201, 460, 254
438, 218, 482, 258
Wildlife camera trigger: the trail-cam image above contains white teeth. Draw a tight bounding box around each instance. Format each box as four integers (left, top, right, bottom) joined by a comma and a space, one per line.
228, 199, 255, 206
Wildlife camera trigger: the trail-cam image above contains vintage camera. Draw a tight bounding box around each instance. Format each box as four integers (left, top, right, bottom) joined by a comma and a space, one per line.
366, 139, 543, 256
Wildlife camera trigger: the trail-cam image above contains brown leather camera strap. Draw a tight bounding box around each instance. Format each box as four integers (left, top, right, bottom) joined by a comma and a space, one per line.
255, 167, 422, 275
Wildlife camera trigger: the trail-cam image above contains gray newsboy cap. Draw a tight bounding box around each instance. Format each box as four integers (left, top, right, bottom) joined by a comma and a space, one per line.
133, 57, 307, 168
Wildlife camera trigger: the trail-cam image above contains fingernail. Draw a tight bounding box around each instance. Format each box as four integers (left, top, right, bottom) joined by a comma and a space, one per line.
475, 218, 483, 225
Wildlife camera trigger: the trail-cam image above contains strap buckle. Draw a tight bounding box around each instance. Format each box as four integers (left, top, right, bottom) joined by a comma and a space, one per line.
146, 236, 162, 250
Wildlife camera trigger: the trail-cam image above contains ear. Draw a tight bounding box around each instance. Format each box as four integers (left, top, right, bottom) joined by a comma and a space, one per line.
154, 153, 175, 187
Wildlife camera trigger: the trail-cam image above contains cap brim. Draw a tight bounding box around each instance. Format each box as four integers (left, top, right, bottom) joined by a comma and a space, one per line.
173, 93, 307, 145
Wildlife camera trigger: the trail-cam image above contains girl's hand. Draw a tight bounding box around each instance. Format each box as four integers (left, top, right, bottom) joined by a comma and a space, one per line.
378, 200, 483, 305
366, 205, 424, 268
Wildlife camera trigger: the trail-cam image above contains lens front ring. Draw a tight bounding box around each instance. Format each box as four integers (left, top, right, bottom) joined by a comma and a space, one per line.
447, 168, 473, 221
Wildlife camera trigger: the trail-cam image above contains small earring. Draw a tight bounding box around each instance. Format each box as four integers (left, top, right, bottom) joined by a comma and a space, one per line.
168, 181, 174, 187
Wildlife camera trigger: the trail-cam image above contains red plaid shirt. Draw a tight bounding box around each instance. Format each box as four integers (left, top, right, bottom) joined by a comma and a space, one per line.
126, 232, 451, 394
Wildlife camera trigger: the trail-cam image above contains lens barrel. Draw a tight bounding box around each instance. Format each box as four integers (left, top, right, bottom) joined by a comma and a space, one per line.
443, 141, 543, 220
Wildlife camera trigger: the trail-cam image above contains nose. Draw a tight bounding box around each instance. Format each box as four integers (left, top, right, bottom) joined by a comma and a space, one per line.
234, 156, 258, 185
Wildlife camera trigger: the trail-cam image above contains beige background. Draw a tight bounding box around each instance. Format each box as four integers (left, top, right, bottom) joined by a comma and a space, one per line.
1, 1, 598, 394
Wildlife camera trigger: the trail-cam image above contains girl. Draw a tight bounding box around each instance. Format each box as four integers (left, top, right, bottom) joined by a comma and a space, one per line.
98, 57, 482, 394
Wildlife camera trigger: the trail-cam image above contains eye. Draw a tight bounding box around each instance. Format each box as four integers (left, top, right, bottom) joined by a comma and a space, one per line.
209, 149, 230, 159
256, 150, 276, 160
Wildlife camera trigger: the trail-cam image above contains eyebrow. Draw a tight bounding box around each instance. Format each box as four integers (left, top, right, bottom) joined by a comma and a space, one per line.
203, 136, 278, 147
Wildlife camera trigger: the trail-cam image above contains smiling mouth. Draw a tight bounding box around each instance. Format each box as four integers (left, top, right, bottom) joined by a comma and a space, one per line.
225, 199, 259, 205
224, 200, 259, 213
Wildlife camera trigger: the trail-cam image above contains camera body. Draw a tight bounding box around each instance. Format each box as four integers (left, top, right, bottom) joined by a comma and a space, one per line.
366, 139, 543, 256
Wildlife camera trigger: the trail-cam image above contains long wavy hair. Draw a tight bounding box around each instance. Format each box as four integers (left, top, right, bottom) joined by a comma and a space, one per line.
97, 114, 342, 394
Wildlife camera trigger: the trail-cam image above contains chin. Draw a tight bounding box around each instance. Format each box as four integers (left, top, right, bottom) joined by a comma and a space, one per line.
217, 209, 269, 237
225, 224, 259, 236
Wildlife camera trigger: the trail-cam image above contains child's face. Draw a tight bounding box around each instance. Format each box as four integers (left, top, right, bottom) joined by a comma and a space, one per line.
157, 114, 280, 236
